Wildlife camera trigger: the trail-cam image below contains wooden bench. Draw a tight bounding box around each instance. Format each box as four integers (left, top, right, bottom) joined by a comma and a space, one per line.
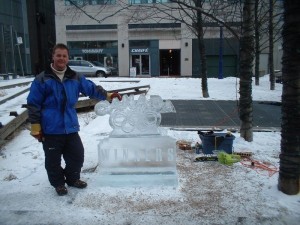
0, 84, 151, 145
0, 110, 28, 146
108, 84, 150, 96
76, 84, 151, 109
0, 74, 9, 80
0, 73, 18, 80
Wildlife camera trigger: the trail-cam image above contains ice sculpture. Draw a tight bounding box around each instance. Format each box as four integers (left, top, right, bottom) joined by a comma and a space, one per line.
95, 94, 178, 187
95, 94, 176, 136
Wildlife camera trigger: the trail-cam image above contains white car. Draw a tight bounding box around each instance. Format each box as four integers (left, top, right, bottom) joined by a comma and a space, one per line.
68, 60, 111, 77
92, 61, 118, 76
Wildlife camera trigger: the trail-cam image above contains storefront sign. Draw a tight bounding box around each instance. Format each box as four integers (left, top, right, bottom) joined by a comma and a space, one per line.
131, 48, 149, 53
82, 49, 104, 54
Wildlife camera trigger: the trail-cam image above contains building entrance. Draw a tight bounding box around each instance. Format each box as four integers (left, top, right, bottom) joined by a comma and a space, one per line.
160, 49, 180, 76
131, 55, 150, 76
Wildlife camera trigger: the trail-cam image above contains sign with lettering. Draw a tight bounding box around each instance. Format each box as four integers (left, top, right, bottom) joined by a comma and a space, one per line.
131, 48, 149, 53
98, 137, 176, 168
82, 48, 104, 54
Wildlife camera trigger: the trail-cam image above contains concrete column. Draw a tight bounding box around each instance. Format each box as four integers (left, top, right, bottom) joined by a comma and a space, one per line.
117, 19, 129, 77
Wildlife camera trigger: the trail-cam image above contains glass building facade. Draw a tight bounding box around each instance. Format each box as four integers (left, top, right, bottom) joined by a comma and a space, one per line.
0, 0, 56, 76
0, 0, 30, 75
67, 41, 119, 71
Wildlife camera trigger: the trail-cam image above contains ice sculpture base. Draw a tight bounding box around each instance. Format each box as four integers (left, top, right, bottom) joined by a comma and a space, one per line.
96, 135, 178, 187
96, 168, 178, 187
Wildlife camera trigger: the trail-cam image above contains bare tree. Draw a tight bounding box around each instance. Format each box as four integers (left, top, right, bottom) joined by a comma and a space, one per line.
66, 0, 243, 98
63, 0, 258, 141
254, 0, 283, 86
146, 0, 212, 97
194, 0, 209, 97
278, 0, 300, 195
269, 0, 275, 90
149, 0, 245, 97
254, 0, 266, 86
239, 0, 255, 141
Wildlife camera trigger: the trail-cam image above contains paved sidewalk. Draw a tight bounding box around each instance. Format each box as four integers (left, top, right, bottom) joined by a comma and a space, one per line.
161, 100, 281, 130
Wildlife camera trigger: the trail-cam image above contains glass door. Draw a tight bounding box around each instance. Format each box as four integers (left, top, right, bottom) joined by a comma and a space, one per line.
131, 55, 150, 76
141, 55, 149, 75
132, 55, 141, 75
159, 49, 180, 76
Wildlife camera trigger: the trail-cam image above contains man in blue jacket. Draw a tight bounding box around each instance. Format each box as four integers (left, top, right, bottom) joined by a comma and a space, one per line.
27, 43, 121, 196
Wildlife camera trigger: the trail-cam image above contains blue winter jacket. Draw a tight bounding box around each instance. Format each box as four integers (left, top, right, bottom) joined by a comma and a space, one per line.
27, 66, 107, 134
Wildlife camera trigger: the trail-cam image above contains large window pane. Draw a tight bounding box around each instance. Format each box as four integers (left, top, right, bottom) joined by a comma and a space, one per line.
129, 0, 170, 4
68, 41, 118, 49
65, 0, 116, 5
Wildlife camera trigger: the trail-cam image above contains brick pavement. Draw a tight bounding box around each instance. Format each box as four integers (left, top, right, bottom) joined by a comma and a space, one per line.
161, 100, 281, 131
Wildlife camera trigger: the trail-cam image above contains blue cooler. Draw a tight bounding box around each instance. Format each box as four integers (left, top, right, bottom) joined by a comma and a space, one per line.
198, 131, 235, 154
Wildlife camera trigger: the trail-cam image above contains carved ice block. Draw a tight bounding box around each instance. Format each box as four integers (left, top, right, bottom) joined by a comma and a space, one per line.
94, 94, 176, 137
95, 94, 177, 187
97, 135, 178, 187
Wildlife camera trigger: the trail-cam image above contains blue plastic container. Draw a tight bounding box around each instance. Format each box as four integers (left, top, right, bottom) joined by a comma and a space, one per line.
199, 132, 235, 154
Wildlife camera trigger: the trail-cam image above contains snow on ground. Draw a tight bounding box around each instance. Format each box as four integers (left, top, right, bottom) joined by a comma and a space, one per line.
0, 75, 299, 225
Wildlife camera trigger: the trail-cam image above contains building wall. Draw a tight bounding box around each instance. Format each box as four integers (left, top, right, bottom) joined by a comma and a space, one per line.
26, 0, 56, 74
55, 0, 281, 78
0, 0, 56, 76
0, 0, 29, 75
192, 37, 239, 78
54, 0, 199, 77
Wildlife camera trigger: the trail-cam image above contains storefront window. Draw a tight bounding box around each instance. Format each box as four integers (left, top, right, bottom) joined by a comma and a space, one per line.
130, 40, 150, 48
129, 0, 170, 4
68, 41, 117, 49
67, 40, 119, 75
65, 0, 116, 6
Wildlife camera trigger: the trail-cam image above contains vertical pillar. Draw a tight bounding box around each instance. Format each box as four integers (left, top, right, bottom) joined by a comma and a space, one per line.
10, 25, 16, 75
0, 24, 8, 74
15, 32, 24, 77
218, 26, 223, 79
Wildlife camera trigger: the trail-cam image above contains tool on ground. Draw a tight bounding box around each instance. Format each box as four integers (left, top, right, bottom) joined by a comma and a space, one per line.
176, 140, 192, 150
240, 158, 278, 177
194, 154, 218, 162
233, 151, 253, 158
217, 151, 241, 165
195, 142, 202, 154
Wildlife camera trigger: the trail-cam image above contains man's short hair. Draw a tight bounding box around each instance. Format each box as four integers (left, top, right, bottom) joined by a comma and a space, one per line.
52, 43, 69, 55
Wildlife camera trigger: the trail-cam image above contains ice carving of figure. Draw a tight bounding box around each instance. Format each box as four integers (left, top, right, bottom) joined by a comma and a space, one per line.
94, 94, 175, 137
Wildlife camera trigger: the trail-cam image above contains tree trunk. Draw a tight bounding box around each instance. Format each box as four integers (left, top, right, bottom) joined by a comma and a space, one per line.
239, 0, 255, 142
278, 0, 300, 195
254, 0, 260, 86
198, 34, 209, 98
269, 0, 275, 90
196, 1, 209, 98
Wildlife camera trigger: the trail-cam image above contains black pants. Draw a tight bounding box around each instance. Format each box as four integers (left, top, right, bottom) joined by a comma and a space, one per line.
42, 132, 84, 188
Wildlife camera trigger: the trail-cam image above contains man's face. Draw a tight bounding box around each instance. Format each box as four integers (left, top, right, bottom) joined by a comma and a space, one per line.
52, 48, 69, 71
